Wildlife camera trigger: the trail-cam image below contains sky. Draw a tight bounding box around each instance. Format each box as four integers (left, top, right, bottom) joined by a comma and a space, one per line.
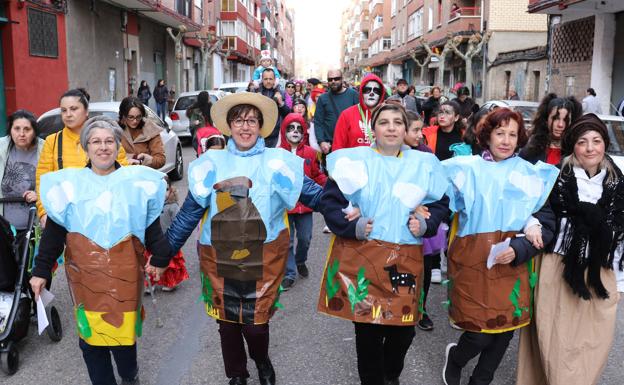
288, 0, 350, 79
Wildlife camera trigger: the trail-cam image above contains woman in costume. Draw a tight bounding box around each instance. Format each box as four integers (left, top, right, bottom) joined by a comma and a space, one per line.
441, 108, 559, 385
318, 103, 450, 385
162, 93, 322, 385
516, 113, 623, 385
30, 116, 173, 385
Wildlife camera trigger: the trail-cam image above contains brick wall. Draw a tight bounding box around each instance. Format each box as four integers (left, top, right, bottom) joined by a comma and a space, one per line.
488, 0, 547, 31
487, 59, 547, 101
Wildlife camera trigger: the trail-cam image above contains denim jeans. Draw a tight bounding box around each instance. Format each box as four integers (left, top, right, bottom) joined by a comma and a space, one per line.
79, 338, 138, 385
156, 100, 168, 121
284, 213, 313, 280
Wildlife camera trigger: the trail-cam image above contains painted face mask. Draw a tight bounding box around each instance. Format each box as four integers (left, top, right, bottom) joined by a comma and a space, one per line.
286, 123, 304, 144
362, 81, 382, 108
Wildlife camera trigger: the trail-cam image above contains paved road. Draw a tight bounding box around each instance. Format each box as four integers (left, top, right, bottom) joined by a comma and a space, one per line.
3, 144, 623, 385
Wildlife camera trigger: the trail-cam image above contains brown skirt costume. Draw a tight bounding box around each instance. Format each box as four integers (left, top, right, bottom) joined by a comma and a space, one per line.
448, 231, 533, 333
64, 233, 145, 346
516, 253, 619, 385
317, 236, 424, 326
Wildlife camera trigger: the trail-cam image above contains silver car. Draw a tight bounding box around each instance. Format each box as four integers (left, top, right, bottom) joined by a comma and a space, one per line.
478, 100, 540, 131
37, 102, 184, 180
165, 90, 227, 140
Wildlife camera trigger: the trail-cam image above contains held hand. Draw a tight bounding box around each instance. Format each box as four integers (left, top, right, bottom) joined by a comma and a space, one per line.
413, 205, 430, 219
30, 276, 47, 300
40, 214, 47, 228
345, 207, 361, 222
364, 218, 374, 237
274, 93, 283, 106
23, 190, 37, 203
495, 247, 516, 265
137, 153, 153, 166
408, 215, 421, 236
320, 142, 331, 154
524, 225, 544, 249
145, 263, 166, 282
128, 158, 142, 165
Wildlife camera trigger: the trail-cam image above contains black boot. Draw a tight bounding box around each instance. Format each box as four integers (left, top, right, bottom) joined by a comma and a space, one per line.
256, 359, 276, 385
228, 377, 247, 385
384, 378, 400, 385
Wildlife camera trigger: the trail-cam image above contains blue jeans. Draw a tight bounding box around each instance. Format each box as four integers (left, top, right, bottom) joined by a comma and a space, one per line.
156, 100, 168, 121
285, 213, 313, 280
79, 338, 138, 385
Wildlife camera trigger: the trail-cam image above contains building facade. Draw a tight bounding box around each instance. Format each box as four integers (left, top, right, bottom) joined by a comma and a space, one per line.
219, 0, 261, 83
260, 0, 294, 79
529, 0, 624, 114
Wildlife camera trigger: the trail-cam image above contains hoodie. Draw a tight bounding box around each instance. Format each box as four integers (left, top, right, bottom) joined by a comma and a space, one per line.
279, 113, 327, 214
332, 73, 386, 151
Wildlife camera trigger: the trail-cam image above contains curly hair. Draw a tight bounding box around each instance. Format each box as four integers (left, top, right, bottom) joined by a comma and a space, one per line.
477, 108, 528, 150
521, 93, 582, 160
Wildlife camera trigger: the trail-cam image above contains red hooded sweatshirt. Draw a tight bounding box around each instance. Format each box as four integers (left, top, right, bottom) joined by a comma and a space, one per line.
332, 73, 386, 151
279, 113, 327, 214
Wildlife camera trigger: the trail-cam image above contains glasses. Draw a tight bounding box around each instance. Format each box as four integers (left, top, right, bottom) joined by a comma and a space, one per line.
286, 85, 295, 88
231, 118, 260, 128
88, 139, 116, 148
363, 86, 382, 96
438, 108, 455, 115
328, 76, 342, 82
286, 124, 303, 132
126, 115, 143, 121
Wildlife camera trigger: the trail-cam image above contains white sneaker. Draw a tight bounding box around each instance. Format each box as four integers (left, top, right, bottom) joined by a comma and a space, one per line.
431, 269, 442, 283
322, 226, 331, 234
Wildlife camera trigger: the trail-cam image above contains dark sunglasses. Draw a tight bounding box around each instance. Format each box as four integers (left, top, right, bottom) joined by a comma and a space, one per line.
328, 76, 342, 82
362, 86, 382, 96
286, 84, 295, 88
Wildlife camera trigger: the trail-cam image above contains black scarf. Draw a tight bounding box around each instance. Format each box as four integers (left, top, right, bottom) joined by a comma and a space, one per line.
550, 155, 624, 300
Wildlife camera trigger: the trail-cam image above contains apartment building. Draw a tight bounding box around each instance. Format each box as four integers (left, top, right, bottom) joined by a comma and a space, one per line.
219, 0, 262, 83
260, 0, 295, 79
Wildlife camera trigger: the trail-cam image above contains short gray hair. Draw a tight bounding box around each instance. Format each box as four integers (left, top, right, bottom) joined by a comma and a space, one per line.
80, 115, 123, 151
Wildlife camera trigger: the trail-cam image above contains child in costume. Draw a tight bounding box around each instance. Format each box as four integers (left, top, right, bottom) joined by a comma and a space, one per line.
252, 50, 281, 88
318, 103, 450, 385
30, 116, 173, 385
279, 113, 327, 289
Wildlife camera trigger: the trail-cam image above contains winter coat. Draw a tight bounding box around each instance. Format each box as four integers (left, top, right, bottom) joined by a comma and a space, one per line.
422, 96, 441, 125
279, 114, 327, 214
138, 86, 152, 104
120, 119, 166, 169
255, 85, 291, 142
387, 93, 421, 114
0, 136, 44, 217
154, 85, 169, 103
332, 73, 387, 151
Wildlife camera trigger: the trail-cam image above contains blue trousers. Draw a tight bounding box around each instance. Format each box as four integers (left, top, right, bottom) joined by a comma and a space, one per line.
79, 338, 138, 385
285, 213, 313, 280
156, 100, 168, 121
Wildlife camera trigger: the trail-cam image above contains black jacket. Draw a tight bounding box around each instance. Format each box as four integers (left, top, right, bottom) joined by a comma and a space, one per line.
256, 85, 290, 143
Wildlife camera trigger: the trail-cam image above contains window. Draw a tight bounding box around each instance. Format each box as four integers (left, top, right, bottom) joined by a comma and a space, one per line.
373, 15, 383, 30
382, 38, 391, 51
221, 0, 236, 12
176, 0, 191, 17
428, 6, 433, 31
391, 27, 397, 47
408, 8, 423, 39
220, 20, 236, 36
391, 0, 397, 16
28, 9, 58, 58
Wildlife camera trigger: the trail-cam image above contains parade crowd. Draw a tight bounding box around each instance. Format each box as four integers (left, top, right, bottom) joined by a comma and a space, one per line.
0, 55, 622, 385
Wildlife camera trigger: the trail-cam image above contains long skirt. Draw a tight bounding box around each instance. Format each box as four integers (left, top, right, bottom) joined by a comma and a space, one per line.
516, 253, 619, 385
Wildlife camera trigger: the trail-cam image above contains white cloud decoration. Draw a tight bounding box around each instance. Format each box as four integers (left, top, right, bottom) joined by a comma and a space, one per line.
332, 157, 368, 194
191, 159, 214, 197
46, 181, 75, 213
267, 159, 295, 183
392, 182, 426, 208
508, 171, 544, 198
133, 180, 158, 196
94, 191, 113, 213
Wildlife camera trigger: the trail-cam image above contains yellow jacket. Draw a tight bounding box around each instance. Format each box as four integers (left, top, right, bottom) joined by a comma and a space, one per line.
36, 127, 128, 217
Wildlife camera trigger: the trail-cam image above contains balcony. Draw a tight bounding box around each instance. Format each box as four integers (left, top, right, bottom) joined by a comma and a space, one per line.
101, 0, 200, 30
449, 6, 481, 23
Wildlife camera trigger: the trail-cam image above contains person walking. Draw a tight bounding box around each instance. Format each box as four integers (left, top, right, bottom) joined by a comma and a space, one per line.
318, 102, 450, 385
30, 116, 174, 385
313, 69, 359, 155
255, 68, 290, 148
582, 87, 602, 114
387, 79, 421, 114
516, 113, 623, 385
278, 113, 327, 290
118, 96, 166, 169
186, 91, 213, 152
154, 79, 169, 121
164, 93, 323, 385
137, 80, 152, 106
442, 108, 558, 385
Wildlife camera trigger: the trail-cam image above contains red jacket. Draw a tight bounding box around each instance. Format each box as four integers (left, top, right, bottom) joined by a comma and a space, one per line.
280, 113, 327, 214
332, 73, 386, 151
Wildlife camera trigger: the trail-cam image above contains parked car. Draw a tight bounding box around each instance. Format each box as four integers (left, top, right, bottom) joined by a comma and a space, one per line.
217, 82, 250, 94
37, 102, 184, 180
477, 100, 540, 131
165, 90, 227, 141
600, 113, 624, 171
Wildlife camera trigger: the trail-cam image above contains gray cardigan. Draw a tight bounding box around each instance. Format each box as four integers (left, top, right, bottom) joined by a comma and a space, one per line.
0, 135, 44, 216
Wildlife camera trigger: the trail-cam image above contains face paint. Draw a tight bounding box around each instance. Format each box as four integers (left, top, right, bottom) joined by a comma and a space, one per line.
363, 81, 382, 108
285, 123, 304, 144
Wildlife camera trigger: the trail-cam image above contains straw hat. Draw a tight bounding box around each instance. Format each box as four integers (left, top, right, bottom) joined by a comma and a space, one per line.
211, 92, 278, 138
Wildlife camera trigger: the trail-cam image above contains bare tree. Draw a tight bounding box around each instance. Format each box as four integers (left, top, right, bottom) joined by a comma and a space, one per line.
419, 33, 455, 87
197, 33, 224, 90
448, 31, 492, 91
409, 49, 431, 84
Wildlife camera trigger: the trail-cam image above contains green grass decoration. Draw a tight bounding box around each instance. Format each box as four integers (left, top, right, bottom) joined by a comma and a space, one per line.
418, 288, 426, 315
326, 259, 341, 301
528, 259, 537, 317
200, 272, 214, 307
135, 302, 143, 337
272, 285, 285, 310
509, 278, 528, 318
347, 267, 370, 312
76, 303, 92, 338
441, 299, 451, 310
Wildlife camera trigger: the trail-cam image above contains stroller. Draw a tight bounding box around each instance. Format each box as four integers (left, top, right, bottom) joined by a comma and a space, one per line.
0, 198, 62, 375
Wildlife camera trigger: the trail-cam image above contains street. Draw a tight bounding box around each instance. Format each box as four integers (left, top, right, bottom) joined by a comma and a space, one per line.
2, 144, 624, 385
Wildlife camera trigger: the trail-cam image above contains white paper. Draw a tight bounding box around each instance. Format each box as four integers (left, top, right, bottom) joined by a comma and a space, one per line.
341, 201, 355, 215
36, 289, 55, 335
487, 238, 511, 270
